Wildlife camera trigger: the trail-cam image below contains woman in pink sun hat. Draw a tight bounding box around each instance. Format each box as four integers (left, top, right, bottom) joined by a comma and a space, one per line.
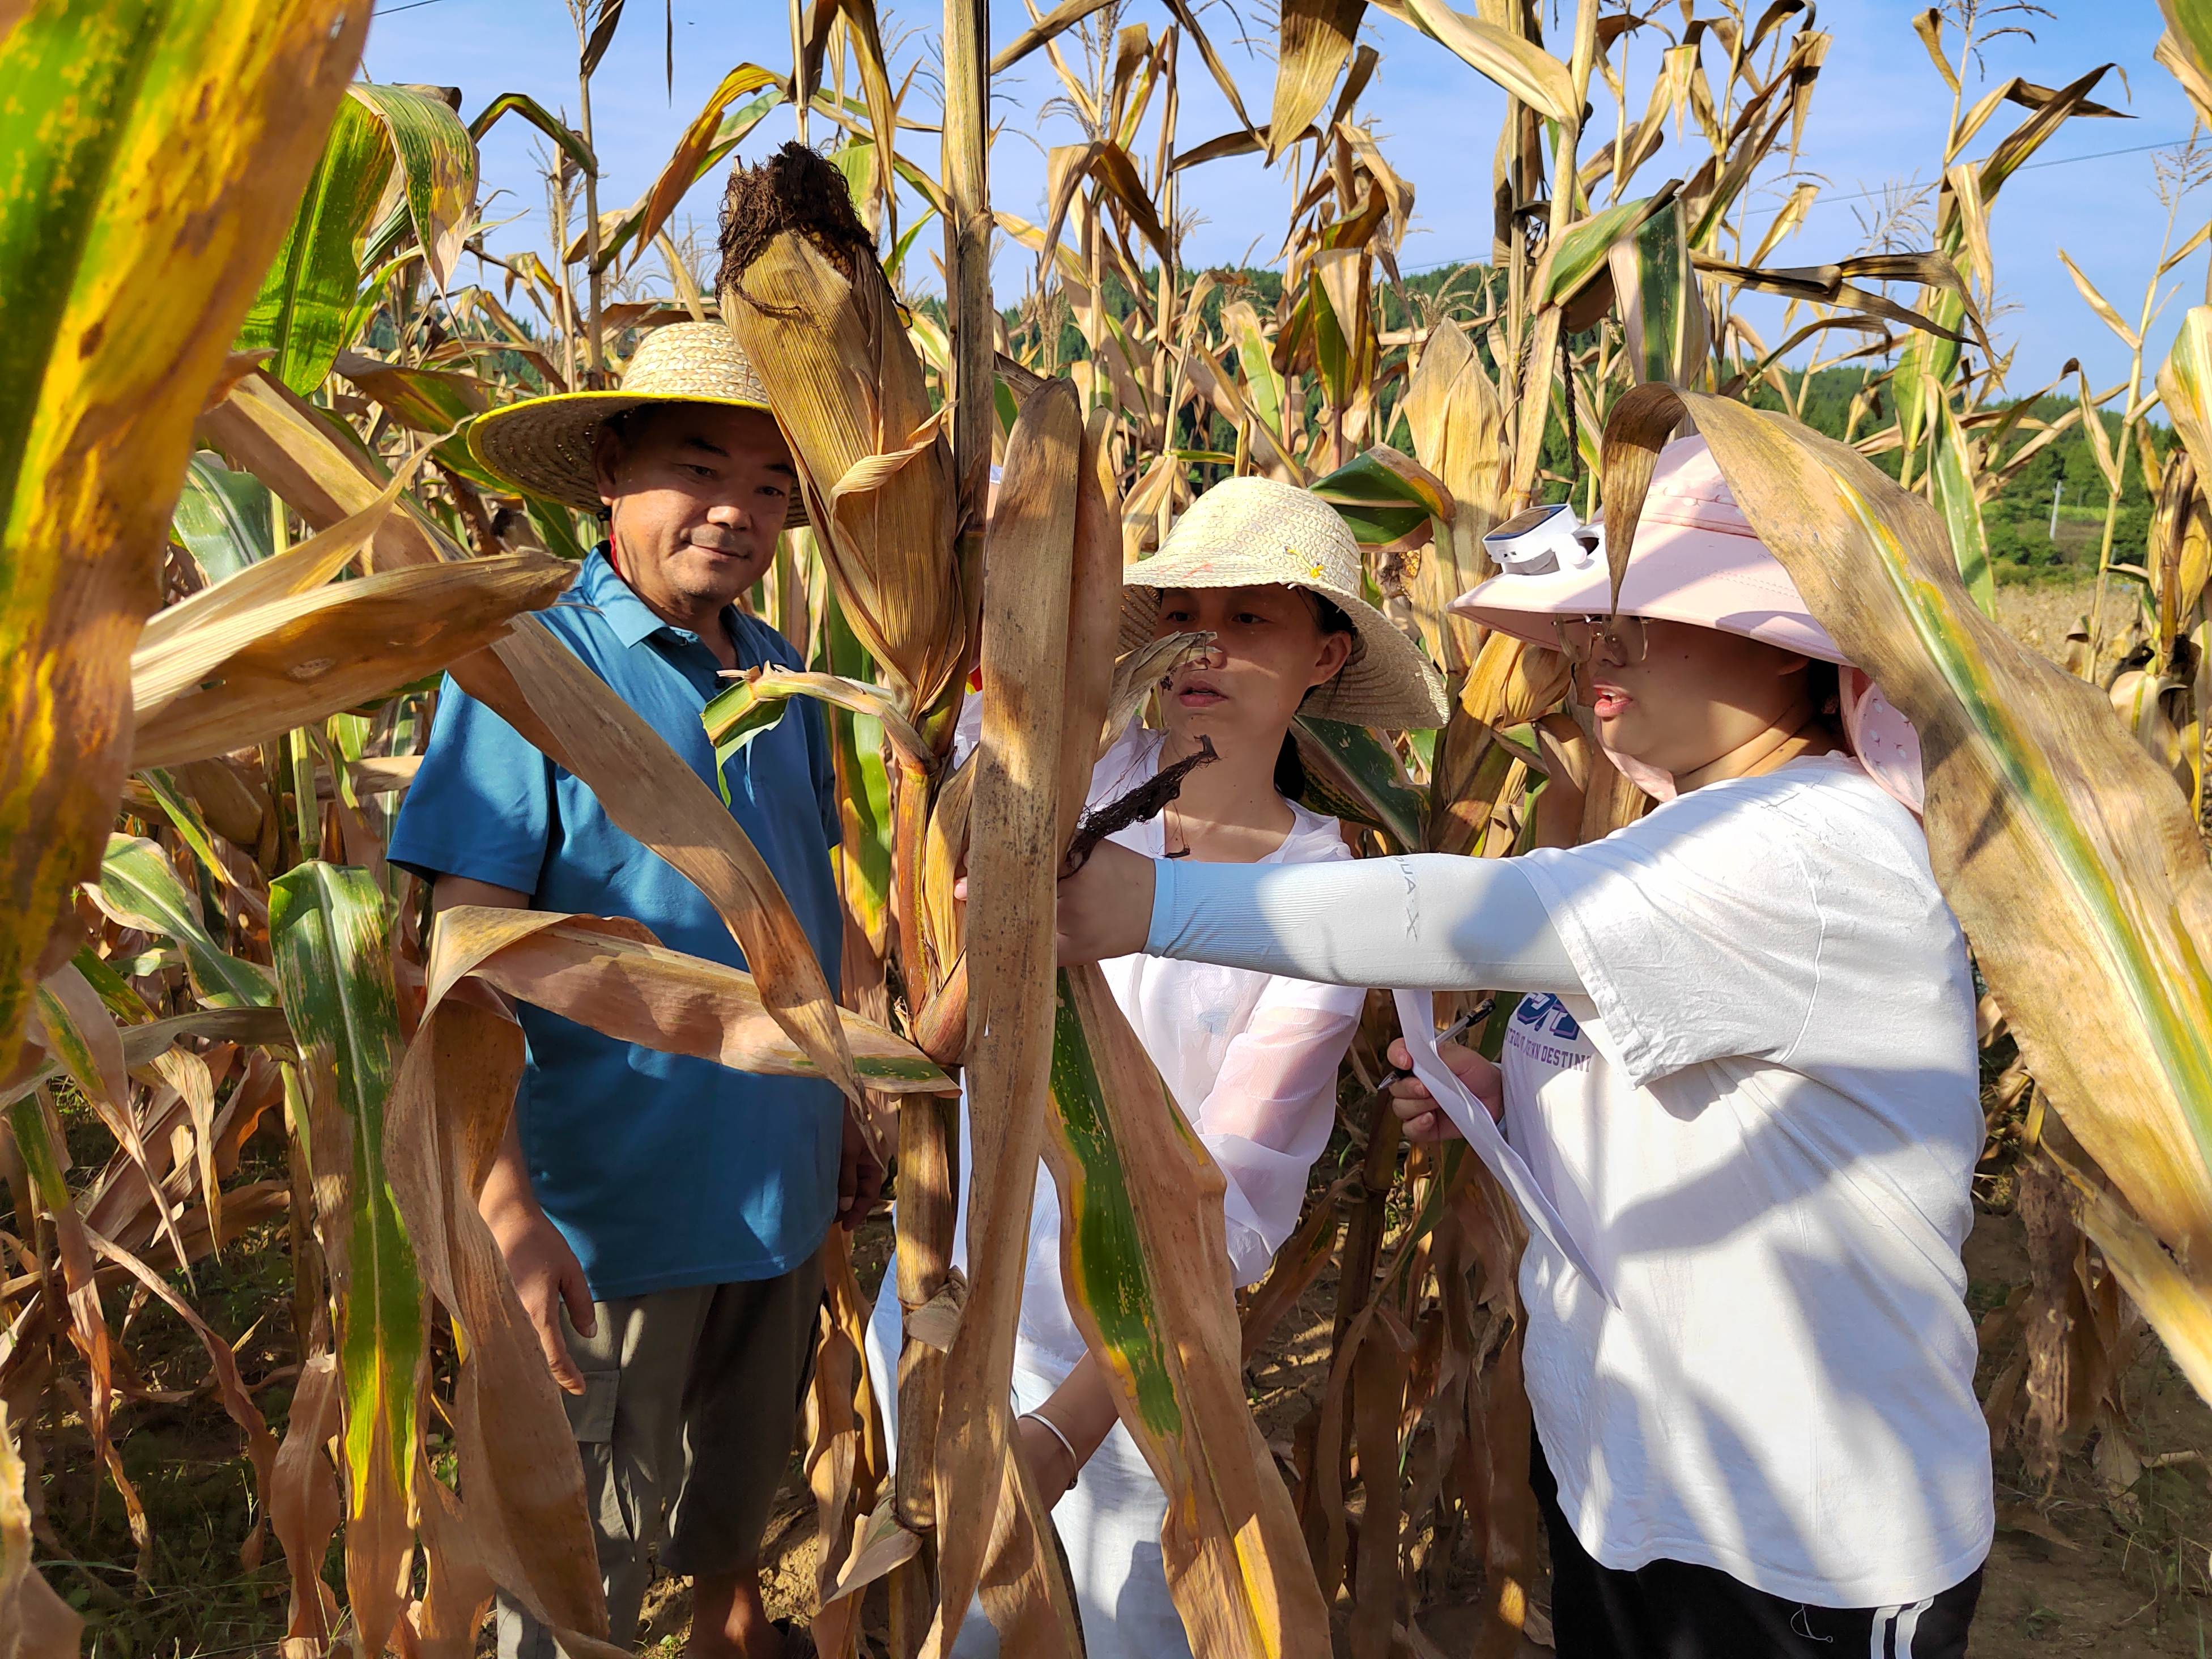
1056, 436, 1990, 1657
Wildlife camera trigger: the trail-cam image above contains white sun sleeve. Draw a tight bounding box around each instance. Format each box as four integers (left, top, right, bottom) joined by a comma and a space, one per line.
1143, 853, 1583, 996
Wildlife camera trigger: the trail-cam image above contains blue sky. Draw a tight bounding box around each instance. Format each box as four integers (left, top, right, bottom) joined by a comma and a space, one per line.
362, 1, 2206, 396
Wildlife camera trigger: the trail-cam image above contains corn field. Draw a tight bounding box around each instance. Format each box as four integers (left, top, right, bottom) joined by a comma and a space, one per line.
7, 0, 2212, 1654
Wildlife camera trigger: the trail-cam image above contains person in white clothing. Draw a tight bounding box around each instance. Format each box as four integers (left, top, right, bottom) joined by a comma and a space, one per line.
1054, 437, 1992, 1658
866, 477, 1449, 1658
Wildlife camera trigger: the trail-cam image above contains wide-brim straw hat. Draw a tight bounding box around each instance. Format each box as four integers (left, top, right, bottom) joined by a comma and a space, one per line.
467, 321, 805, 528
1120, 475, 1450, 731
1448, 435, 1924, 812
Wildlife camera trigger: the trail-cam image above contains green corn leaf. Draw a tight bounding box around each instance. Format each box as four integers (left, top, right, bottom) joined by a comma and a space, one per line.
347, 83, 477, 292
1309, 446, 1449, 548
1048, 975, 1182, 1439
1926, 376, 1996, 616
93, 835, 275, 1008
1540, 193, 1664, 311
1293, 716, 1427, 850
269, 861, 423, 1644
172, 452, 275, 582
1609, 196, 1707, 389
236, 93, 393, 395
703, 675, 796, 788
814, 592, 894, 955
1223, 299, 1288, 440
136, 768, 232, 895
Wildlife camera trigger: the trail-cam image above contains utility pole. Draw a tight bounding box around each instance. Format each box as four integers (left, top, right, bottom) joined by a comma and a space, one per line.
2049, 480, 2064, 541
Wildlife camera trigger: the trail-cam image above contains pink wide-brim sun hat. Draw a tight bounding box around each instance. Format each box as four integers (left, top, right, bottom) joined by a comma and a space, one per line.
1447, 435, 1925, 813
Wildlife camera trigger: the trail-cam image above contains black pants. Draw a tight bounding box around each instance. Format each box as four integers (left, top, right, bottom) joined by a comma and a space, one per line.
1533, 1435, 1983, 1658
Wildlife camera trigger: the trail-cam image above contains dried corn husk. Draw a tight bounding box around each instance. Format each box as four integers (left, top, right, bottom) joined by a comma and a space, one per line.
717, 144, 964, 729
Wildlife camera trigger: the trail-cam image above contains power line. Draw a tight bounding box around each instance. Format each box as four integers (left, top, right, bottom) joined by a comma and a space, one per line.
1802, 135, 2196, 209
375, 0, 453, 14
1400, 134, 2201, 274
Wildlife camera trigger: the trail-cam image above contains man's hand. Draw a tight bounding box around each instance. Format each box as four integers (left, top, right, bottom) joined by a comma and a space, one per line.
487, 1205, 595, 1395
1386, 1037, 1505, 1142
837, 1111, 886, 1231
1054, 840, 1155, 964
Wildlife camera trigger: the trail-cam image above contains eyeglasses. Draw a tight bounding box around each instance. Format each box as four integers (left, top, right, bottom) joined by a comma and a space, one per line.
1554, 613, 1647, 665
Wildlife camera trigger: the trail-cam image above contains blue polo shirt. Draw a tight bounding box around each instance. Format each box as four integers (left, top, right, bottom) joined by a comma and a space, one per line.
389, 548, 844, 1298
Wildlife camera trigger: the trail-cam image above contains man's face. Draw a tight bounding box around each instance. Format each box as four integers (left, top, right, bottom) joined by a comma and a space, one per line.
591, 403, 796, 612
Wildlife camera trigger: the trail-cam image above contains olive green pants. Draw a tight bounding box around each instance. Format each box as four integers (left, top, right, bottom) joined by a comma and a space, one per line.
495, 1257, 823, 1658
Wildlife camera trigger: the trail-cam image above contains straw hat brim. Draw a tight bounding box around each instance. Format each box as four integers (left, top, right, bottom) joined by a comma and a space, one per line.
467, 390, 808, 529
1120, 543, 1450, 731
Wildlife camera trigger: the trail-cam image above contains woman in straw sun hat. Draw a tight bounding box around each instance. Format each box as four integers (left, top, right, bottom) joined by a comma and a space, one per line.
1057, 436, 1990, 1657
865, 474, 1447, 1658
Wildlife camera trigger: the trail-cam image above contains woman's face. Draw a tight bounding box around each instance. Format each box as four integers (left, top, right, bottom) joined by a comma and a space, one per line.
1578, 617, 1814, 777
1152, 584, 1354, 754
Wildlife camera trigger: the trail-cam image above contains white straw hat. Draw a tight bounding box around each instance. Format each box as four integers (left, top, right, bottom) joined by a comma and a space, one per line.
467, 321, 805, 528
1120, 475, 1450, 730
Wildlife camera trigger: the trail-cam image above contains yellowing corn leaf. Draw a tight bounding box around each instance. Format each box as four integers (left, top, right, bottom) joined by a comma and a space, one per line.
427, 907, 950, 1096
1404, 318, 1508, 673
605, 65, 782, 274
1378, 0, 1576, 120
346, 83, 477, 291
2158, 306, 2212, 492
1603, 384, 2212, 1356
1044, 963, 1335, 1659
0, 0, 363, 1084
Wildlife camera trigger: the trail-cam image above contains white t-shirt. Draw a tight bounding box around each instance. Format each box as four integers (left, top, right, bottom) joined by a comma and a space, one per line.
1509, 755, 1992, 1607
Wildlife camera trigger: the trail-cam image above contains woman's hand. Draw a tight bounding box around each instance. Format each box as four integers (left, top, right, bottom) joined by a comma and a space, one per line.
1386, 1037, 1504, 1142
1055, 840, 1155, 964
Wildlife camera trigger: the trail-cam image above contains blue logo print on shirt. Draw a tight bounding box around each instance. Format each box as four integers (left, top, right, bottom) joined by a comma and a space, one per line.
1515, 993, 1582, 1044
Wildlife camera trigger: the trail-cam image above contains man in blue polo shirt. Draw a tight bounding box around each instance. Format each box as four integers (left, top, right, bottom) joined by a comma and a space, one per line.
390, 322, 875, 1659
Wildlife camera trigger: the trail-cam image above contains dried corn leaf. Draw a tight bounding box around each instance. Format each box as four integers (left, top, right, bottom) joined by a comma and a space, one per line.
1, 1401, 80, 1659
132, 551, 573, 771
931, 380, 1086, 1658
428, 907, 947, 1103
384, 988, 612, 1647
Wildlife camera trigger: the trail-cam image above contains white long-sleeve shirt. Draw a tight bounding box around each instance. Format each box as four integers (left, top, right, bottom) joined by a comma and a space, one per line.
1143, 755, 1993, 1610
